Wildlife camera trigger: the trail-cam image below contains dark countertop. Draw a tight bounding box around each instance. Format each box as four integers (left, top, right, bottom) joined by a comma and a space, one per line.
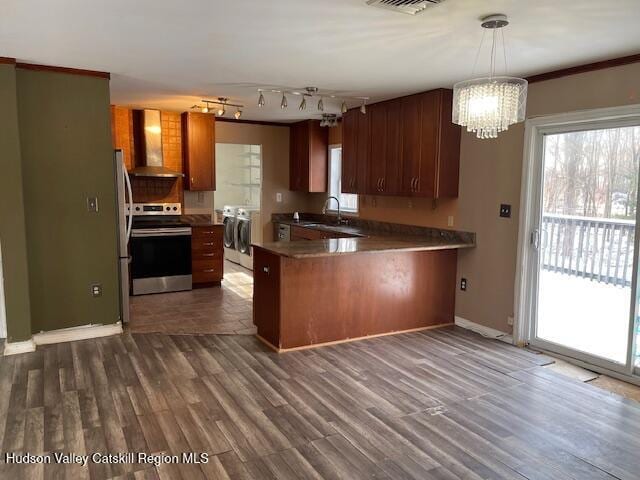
253, 214, 475, 258
180, 214, 221, 227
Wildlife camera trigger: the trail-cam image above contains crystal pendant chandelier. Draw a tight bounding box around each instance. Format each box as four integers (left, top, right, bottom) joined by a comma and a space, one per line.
452, 15, 527, 139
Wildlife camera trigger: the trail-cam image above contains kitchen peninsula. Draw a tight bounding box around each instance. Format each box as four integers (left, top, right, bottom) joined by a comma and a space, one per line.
253, 215, 475, 351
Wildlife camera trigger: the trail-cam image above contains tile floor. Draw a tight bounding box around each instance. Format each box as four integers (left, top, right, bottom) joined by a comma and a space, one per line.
128, 260, 256, 335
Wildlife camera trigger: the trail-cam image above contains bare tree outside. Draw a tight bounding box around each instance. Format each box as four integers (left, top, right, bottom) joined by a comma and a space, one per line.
543, 126, 640, 220
537, 125, 640, 365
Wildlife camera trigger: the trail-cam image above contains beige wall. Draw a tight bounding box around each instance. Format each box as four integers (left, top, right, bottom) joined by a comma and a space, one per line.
215, 122, 313, 241
455, 62, 640, 333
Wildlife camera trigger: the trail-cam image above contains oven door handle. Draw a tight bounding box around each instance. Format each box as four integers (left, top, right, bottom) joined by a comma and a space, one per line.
131, 227, 192, 237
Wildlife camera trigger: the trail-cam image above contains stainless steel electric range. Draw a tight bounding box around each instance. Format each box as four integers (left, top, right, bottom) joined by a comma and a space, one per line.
129, 202, 192, 295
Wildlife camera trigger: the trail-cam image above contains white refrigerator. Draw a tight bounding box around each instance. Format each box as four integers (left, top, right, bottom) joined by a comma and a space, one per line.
115, 149, 133, 323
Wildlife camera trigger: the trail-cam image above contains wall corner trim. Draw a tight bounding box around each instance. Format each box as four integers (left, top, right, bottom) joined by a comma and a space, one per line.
32, 322, 122, 346
454, 316, 509, 340
4, 338, 36, 356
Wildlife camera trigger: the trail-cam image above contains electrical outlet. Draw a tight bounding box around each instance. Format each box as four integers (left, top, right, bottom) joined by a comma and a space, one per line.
86, 196, 99, 213
91, 283, 102, 297
197, 192, 205, 203
460, 278, 467, 291
499, 204, 511, 218
276, 192, 283, 203
507, 315, 514, 326
408, 199, 413, 208
447, 215, 454, 227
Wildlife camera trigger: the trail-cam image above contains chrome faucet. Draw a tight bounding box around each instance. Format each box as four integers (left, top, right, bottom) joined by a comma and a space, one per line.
322, 196, 342, 224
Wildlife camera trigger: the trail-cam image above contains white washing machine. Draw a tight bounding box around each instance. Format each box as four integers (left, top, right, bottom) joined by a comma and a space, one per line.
236, 207, 261, 270
222, 205, 242, 264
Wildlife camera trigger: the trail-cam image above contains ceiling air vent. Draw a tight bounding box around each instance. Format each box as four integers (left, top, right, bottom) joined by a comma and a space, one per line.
366, 0, 444, 15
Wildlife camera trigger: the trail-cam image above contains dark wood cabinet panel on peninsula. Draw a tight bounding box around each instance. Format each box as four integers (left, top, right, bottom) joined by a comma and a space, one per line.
289, 120, 328, 192
191, 225, 223, 286
182, 112, 215, 191
253, 247, 457, 350
342, 88, 460, 198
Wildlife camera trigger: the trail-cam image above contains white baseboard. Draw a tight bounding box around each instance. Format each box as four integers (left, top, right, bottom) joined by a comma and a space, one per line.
454, 316, 510, 340
32, 322, 122, 346
4, 338, 36, 356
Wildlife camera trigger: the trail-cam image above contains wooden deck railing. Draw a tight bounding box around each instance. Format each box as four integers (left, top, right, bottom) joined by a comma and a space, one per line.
541, 213, 635, 287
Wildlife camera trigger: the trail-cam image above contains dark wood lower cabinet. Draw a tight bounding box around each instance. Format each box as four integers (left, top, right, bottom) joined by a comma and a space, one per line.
191, 225, 223, 286
253, 247, 457, 350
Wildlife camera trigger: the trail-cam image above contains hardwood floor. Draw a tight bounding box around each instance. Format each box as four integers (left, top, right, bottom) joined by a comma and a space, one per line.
1, 326, 639, 479
129, 261, 255, 335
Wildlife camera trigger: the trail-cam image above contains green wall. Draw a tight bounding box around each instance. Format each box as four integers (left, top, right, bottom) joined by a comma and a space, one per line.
16, 69, 120, 333
0, 64, 32, 341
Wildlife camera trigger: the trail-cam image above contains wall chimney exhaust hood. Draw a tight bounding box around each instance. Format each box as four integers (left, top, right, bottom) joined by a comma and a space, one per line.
129, 109, 184, 178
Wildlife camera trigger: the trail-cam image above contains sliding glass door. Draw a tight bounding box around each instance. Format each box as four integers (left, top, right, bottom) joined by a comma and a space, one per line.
528, 117, 640, 377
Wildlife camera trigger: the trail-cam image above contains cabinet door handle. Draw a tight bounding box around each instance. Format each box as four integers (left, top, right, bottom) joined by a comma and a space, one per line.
191, 177, 195, 184
203, 268, 215, 273
203, 242, 214, 246
415, 178, 419, 192
201, 253, 215, 257
381, 178, 385, 191
410, 178, 415, 192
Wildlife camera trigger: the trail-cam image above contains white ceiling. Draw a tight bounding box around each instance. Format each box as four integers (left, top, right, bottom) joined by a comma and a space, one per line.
2, 0, 639, 122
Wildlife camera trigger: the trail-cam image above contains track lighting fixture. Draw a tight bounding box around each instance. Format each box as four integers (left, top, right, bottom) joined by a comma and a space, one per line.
252, 87, 369, 116
192, 97, 244, 119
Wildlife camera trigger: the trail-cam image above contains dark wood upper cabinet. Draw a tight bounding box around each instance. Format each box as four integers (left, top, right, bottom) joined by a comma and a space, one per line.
368, 103, 387, 194
342, 108, 369, 194
289, 120, 328, 192
343, 88, 460, 199
369, 100, 403, 195
411, 89, 459, 198
182, 112, 215, 191
401, 94, 423, 196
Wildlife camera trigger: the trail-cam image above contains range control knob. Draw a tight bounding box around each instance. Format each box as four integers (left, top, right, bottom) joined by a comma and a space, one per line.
173, 206, 178, 211
166, 206, 170, 211
135, 206, 140, 211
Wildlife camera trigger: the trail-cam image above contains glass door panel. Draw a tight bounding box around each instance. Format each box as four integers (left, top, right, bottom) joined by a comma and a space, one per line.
535, 125, 640, 366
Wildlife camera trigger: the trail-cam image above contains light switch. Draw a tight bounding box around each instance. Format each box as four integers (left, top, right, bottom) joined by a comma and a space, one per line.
276, 192, 283, 203
499, 204, 511, 218
87, 196, 99, 213
447, 216, 454, 227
